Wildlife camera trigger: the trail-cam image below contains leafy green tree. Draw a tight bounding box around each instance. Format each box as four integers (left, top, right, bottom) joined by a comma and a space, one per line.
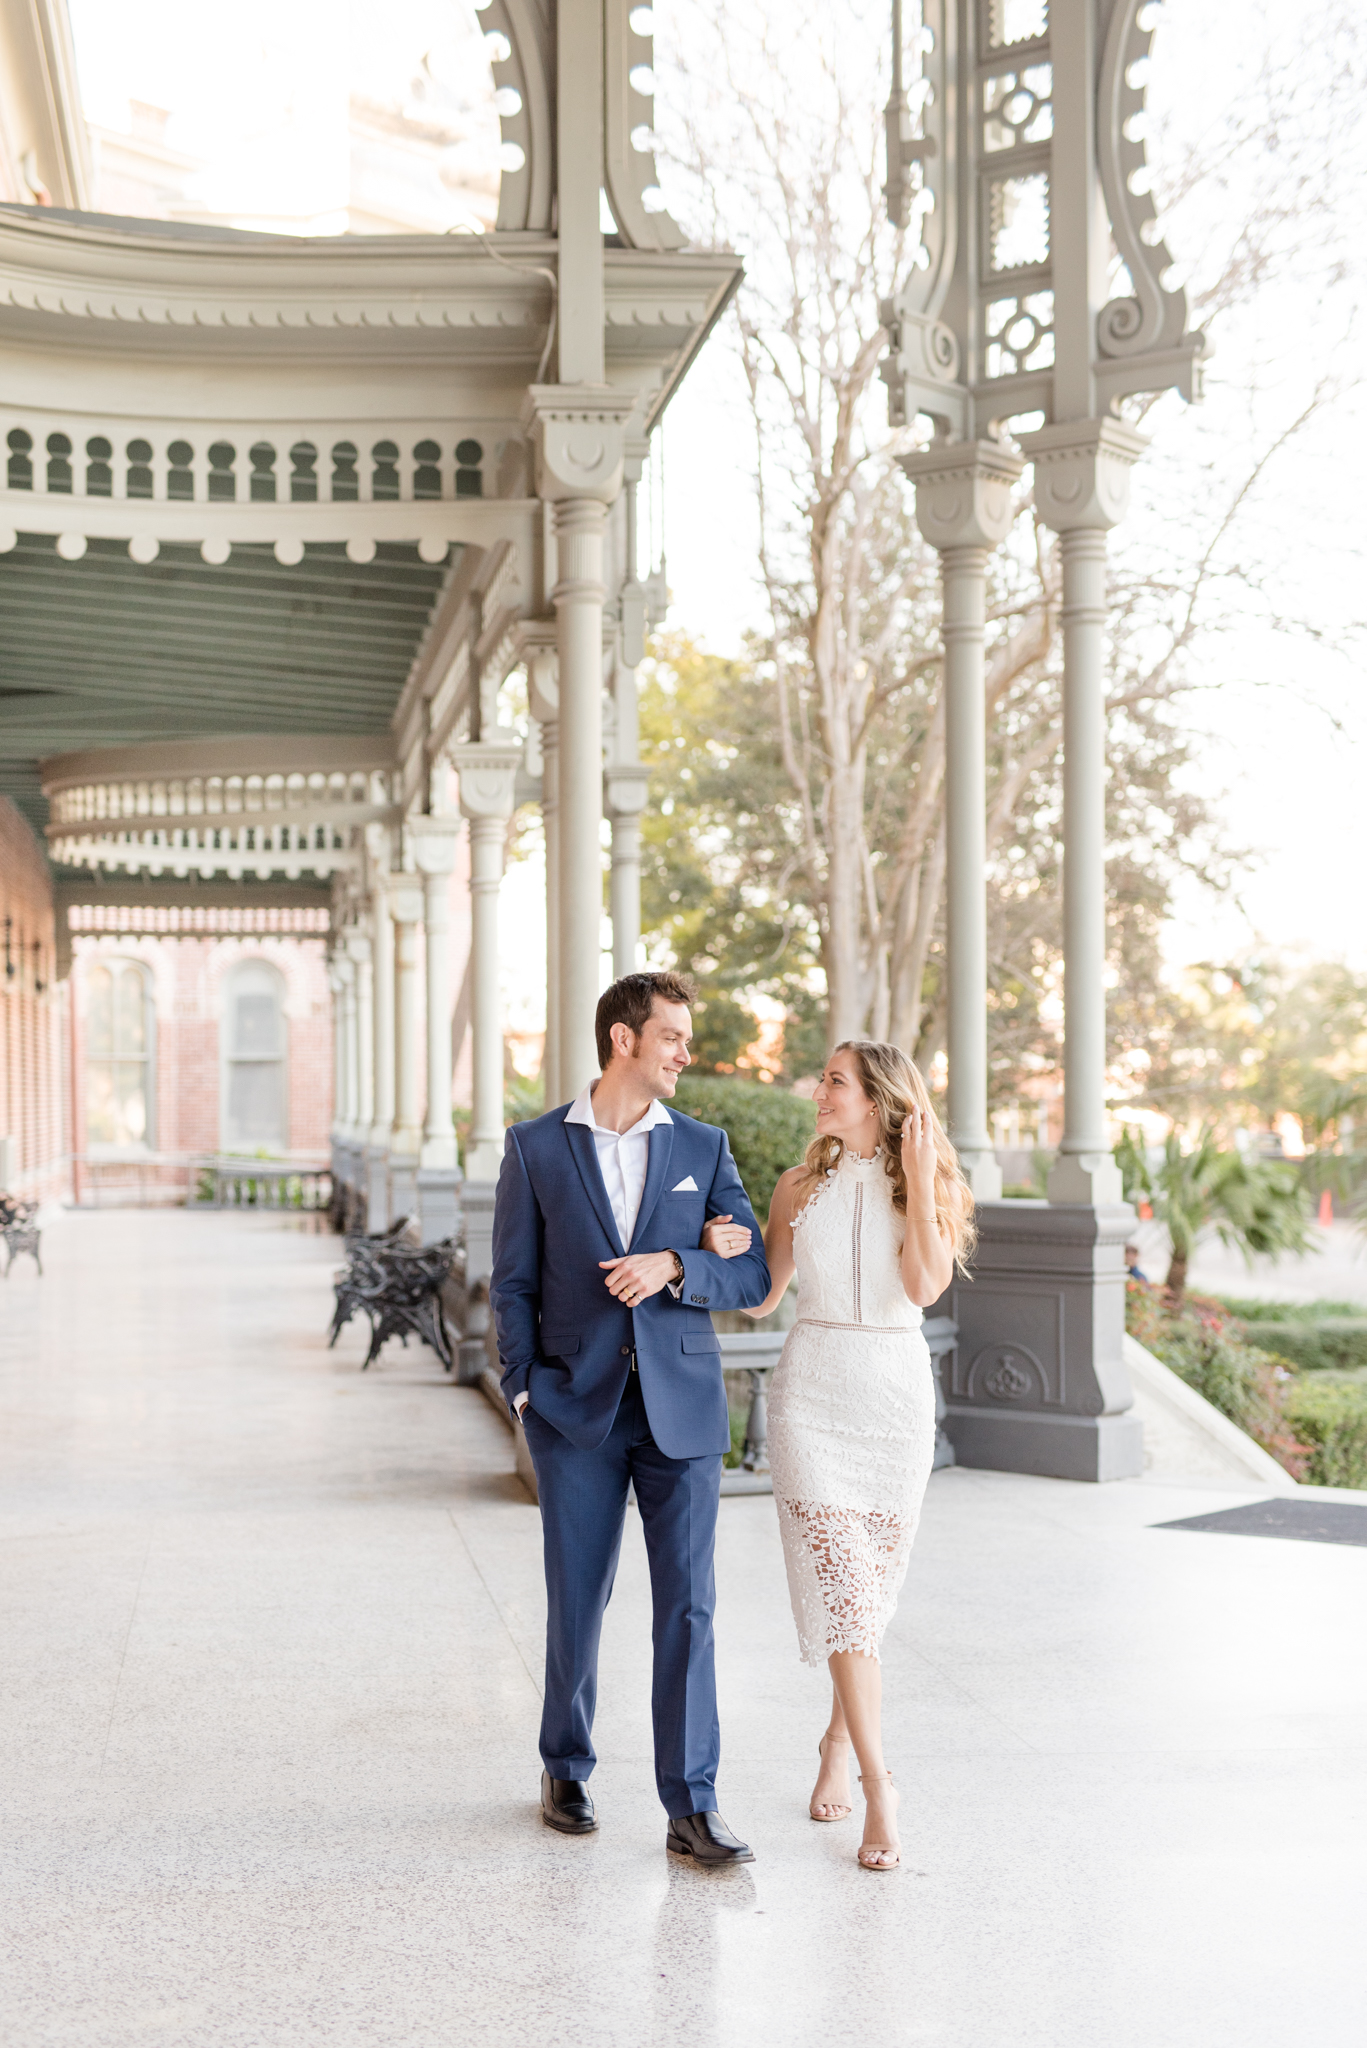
673, 1073, 817, 1219
1116, 1127, 1313, 1303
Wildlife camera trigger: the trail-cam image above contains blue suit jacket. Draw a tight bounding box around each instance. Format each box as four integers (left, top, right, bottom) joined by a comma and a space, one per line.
490, 1102, 771, 1460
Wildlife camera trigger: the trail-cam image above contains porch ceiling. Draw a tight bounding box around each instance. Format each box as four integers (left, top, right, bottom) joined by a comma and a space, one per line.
0, 534, 453, 839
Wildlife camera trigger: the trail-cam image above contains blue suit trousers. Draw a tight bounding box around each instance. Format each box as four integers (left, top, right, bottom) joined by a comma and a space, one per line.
522, 1375, 723, 1819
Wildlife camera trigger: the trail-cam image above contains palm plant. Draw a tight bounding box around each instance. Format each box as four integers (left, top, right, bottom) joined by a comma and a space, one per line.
1114, 1127, 1313, 1304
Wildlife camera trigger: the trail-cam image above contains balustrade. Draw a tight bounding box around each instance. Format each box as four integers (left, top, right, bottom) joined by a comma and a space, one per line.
1, 423, 487, 505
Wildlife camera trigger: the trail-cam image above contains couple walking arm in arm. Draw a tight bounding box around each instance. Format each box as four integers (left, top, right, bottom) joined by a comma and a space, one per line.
490, 973, 973, 1873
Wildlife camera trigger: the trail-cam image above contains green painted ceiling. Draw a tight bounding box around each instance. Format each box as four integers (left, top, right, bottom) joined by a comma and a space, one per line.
0, 534, 453, 842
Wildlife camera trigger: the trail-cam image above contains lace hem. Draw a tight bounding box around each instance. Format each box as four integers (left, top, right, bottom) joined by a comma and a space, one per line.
775, 1495, 914, 1667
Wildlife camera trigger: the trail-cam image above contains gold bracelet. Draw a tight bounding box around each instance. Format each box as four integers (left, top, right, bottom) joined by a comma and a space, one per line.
911, 1212, 937, 1222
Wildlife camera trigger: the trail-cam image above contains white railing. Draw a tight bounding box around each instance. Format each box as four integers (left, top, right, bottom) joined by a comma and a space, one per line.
2, 420, 490, 506
48, 768, 391, 827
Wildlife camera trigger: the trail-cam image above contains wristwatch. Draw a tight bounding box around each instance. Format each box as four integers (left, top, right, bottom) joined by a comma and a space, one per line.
666, 1249, 685, 1298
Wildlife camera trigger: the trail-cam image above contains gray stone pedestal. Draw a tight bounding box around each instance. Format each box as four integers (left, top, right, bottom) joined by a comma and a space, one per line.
365, 1145, 390, 1233
388, 1154, 419, 1236
416, 1166, 462, 1248
935, 1199, 1144, 1482
457, 1181, 497, 1386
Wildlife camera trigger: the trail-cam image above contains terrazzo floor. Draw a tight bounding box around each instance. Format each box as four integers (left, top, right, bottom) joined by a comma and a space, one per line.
2, 1208, 1363, 2048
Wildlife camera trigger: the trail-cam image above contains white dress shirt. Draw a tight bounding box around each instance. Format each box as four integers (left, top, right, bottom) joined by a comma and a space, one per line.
563, 1082, 674, 1248
515, 1086, 680, 1421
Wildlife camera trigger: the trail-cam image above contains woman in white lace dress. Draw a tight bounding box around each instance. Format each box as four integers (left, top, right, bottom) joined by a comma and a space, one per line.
716, 1041, 974, 1871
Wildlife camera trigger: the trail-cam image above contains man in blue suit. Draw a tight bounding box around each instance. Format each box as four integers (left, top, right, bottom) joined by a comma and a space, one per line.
491, 971, 770, 1864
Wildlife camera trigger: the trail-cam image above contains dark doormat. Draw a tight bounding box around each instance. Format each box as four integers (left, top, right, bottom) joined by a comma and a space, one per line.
1153, 1497, 1367, 1547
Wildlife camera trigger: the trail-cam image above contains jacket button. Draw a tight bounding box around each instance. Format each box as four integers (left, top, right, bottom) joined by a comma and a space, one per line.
620, 1346, 630, 1356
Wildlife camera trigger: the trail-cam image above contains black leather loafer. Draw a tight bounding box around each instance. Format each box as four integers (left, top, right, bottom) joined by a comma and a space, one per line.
666, 1810, 754, 1865
541, 1770, 597, 1835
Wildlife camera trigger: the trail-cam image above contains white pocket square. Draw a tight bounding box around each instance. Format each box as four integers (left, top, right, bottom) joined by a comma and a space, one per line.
671, 1176, 699, 1192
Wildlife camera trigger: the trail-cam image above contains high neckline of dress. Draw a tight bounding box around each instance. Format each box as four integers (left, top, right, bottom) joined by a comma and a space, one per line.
838, 1146, 882, 1176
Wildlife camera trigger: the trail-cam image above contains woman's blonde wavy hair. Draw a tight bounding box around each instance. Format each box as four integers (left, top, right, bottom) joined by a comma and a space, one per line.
793, 1040, 977, 1269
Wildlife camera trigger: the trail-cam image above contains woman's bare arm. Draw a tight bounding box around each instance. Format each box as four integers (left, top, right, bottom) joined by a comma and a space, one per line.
741, 1167, 801, 1318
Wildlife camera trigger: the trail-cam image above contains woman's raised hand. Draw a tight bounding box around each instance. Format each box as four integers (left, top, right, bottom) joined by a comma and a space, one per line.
899, 1104, 939, 1217
701, 1212, 752, 1259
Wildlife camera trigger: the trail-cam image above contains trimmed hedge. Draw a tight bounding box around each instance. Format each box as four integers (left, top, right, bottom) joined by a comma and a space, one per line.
672, 1074, 817, 1221
1212, 1298, 1367, 1375
1283, 1375, 1367, 1490
1236, 1318, 1367, 1375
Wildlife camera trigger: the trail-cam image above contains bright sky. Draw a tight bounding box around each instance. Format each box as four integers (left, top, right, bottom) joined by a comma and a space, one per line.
65, 0, 1367, 985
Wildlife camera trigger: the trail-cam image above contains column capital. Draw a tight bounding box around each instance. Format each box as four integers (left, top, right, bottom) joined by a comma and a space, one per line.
451, 739, 522, 823
521, 385, 636, 504
382, 869, 425, 924
343, 927, 372, 967
526, 644, 559, 726
407, 816, 462, 878
1018, 419, 1149, 534
604, 762, 650, 819
899, 438, 1025, 552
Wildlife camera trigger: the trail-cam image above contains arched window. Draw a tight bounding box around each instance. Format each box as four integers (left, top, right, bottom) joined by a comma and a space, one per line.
222, 961, 288, 1151
86, 959, 154, 1151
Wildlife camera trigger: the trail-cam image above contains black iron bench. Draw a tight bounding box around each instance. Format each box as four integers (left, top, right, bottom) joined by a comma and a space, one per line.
0, 1195, 40, 1276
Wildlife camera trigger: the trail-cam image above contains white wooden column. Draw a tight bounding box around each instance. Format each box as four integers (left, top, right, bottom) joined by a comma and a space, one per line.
385, 869, 425, 1225
452, 743, 521, 1182
901, 442, 1023, 1200
345, 928, 374, 1138
365, 834, 395, 1231
606, 472, 650, 979
1020, 420, 1146, 1205
411, 820, 461, 1175
523, 389, 633, 1098
337, 952, 358, 1138
527, 648, 561, 1107
328, 955, 347, 1143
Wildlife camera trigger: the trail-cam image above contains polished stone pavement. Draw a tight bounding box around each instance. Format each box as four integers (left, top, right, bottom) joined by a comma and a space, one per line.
2, 1210, 1364, 2048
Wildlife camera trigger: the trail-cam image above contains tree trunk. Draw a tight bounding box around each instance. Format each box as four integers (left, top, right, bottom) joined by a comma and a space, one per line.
822, 755, 870, 1044
1164, 1247, 1188, 1304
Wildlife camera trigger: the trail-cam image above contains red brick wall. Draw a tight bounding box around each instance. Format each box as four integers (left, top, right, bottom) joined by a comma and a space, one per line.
0, 799, 66, 1204
70, 932, 334, 1172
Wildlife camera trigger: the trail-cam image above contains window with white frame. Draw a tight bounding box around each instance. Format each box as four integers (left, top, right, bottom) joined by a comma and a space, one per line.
222, 960, 288, 1151
86, 958, 154, 1150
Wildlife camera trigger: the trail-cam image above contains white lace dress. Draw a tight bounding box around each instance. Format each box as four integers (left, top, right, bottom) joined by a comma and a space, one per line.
767, 1149, 937, 1667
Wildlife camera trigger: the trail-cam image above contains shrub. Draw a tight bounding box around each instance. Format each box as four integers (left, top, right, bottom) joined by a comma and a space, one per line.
1283, 1376, 1367, 1489
673, 1073, 817, 1220
1236, 1319, 1367, 1375
1125, 1282, 1312, 1481
1216, 1296, 1363, 1322
1208, 1296, 1367, 1374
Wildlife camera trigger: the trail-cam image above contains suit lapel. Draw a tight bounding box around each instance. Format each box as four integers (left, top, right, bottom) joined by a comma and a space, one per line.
631, 1117, 676, 1248
562, 1117, 626, 1257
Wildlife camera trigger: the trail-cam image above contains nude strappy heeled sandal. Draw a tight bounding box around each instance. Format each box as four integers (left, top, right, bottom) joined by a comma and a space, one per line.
856, 1771, 901, 1871
809, 1735, 853, 1822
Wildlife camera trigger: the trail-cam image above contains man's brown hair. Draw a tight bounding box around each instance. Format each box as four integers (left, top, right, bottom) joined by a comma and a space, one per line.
595, 971, 698, 1069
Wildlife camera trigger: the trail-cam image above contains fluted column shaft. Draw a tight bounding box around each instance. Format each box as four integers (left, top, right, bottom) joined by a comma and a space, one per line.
542, 719, 561, 1106
346, 933, 374, 1136
1021, 418, 1145, 1205
467, 817, 507, 1178
941, 543, 996, 1188
554, 497, 608, 1096
389, 887, 424, 1163
1057, 527, 1110, 1165
369, 884, 394, 1145
901, 441, 1022, 1201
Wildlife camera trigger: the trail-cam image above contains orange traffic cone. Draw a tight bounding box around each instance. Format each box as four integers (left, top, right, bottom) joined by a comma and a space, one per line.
1318, 1189, 1334, 1226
